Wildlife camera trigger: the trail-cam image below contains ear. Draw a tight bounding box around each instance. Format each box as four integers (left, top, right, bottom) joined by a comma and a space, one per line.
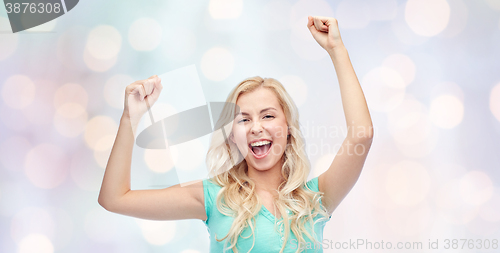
229, 133, 235, 143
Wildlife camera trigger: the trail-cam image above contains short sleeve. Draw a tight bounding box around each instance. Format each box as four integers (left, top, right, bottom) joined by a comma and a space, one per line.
202, 178, 221, 225
306, 176, 320, 192
306, 176, 332, 220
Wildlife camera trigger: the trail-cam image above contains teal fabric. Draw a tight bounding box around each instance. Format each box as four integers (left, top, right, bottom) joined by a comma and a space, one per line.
202, 176, 332, 253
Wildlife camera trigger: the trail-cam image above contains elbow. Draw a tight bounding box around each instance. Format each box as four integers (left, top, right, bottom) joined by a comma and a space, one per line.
98, 196, 108, 210
364, 127, 374, 140
98, 194, 114, 212
350, 127, 374, 143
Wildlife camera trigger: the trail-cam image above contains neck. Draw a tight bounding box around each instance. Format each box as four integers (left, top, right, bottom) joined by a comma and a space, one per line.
246, 157, 285, 193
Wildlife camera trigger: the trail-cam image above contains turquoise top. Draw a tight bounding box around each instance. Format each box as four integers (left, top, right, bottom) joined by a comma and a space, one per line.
202, 176, 332, 253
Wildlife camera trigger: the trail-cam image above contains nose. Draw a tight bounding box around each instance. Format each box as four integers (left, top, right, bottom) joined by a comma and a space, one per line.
251, 122, 263, 135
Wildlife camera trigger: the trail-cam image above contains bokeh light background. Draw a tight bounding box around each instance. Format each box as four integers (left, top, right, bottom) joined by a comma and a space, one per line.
1, 0, 500, 252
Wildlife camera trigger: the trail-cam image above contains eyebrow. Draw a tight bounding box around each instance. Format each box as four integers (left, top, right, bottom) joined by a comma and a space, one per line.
236, 107, 277, 116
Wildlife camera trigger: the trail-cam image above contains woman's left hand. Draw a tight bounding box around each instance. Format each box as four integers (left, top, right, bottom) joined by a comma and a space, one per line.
307, 16, 343, 53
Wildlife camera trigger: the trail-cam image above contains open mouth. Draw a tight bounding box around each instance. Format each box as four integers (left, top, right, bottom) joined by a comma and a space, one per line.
248, 141, 273, 159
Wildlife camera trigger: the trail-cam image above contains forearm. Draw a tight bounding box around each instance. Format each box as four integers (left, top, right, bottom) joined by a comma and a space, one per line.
328, 46, 373, 139
98, 114, 138, 208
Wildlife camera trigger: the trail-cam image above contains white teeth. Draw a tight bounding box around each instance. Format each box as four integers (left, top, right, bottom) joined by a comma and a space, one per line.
250, 140, 271, 147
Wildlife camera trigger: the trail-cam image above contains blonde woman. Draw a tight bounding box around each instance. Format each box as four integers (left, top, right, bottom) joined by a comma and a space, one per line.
99, 16, 373, 253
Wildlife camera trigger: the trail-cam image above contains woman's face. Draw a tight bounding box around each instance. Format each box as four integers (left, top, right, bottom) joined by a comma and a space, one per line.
231, 87, 289, 172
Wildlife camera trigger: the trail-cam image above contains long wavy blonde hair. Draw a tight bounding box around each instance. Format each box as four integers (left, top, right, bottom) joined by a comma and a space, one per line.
205, 76, 330, 253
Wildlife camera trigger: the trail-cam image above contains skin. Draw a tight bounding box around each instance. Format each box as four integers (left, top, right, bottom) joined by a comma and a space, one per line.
307, 16, 374, 216
98, 15, 373, 223
230, 87, 289, 201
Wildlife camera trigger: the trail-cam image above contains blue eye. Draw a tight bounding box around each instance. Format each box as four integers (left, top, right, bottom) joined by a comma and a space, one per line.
264, 115, 274, 119
238, 119, 248, 123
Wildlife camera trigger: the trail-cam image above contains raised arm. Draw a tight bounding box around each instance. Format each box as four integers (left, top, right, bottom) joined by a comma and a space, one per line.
97, 75, 207, 221
307, 16, 374, 215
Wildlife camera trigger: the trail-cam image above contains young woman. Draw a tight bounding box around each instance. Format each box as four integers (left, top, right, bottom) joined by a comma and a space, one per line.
98, 16, 373, 253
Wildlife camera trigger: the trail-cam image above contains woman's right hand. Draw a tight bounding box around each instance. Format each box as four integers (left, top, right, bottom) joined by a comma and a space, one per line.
123, 75, 163, 124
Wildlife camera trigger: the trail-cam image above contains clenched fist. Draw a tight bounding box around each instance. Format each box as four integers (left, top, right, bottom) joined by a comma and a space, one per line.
307, 16, 344, 53
123, 75, 163, 126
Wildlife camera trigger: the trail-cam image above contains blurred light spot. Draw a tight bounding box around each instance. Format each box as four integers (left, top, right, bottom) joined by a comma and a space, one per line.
390, 98, 438, 157
0, 136, 31, 172
104, 74, 134, 109
25, 144, 68, 189
391, 10, 430, 45
86, 25, 122, 60
384, 203, 431, 236
71, 152, 103, 191
368, 0, 397, 21
144, 149, 175, 173
335, 0, 371, 29
385, 160, 430, 206
128, 18, 162, 51
460, 171, 493, 206
312, 154, 336, 178
382, 54, 416, 86
362, 163, 398, 210
394, 131, 437, 158
262, 0, 292, 31
388, 96, 431, 145
170, 138, 205, 171
12, 207, 73, 250
435, 179, 479, 225
290, 19, 328, 61
135, 219, 176, 245
54, 103, 88, 138
405, 0, 450, 37
83, 47, 117, 72
0, 104, 30, 131
440, 0, 468, 38
279, 75, 307, 107
11, 207, 55, 243
361, 67, 406, 112
430, 82, 464, 102
26, 19, 57, 32
161, 27, 196, 62
429, 94, 464, 129
2, 75, 35, 109
21, 85, 54, 126
46, 208, 74, 250
289, 0, 334, 61
209, 0, 243, 19
54, 83, 88, 109
84, 116, 118, 150
18, 234, 54, 253
200, 47, 234, 81
429, 162, 467, 182
479, 188, 500, 222
466, 214, 500, 236
485, 0, 500, 11
490, 83, 500, 122
0, 17, 18, 61
0, 181, 26, 217
85, 208, 131, 242
56, 26, 88, 70
93, 134, 115, 169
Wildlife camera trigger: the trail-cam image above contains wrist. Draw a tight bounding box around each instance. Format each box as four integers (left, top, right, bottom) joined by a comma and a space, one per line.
121, 113, 141, 129
327, 44, 347, 57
